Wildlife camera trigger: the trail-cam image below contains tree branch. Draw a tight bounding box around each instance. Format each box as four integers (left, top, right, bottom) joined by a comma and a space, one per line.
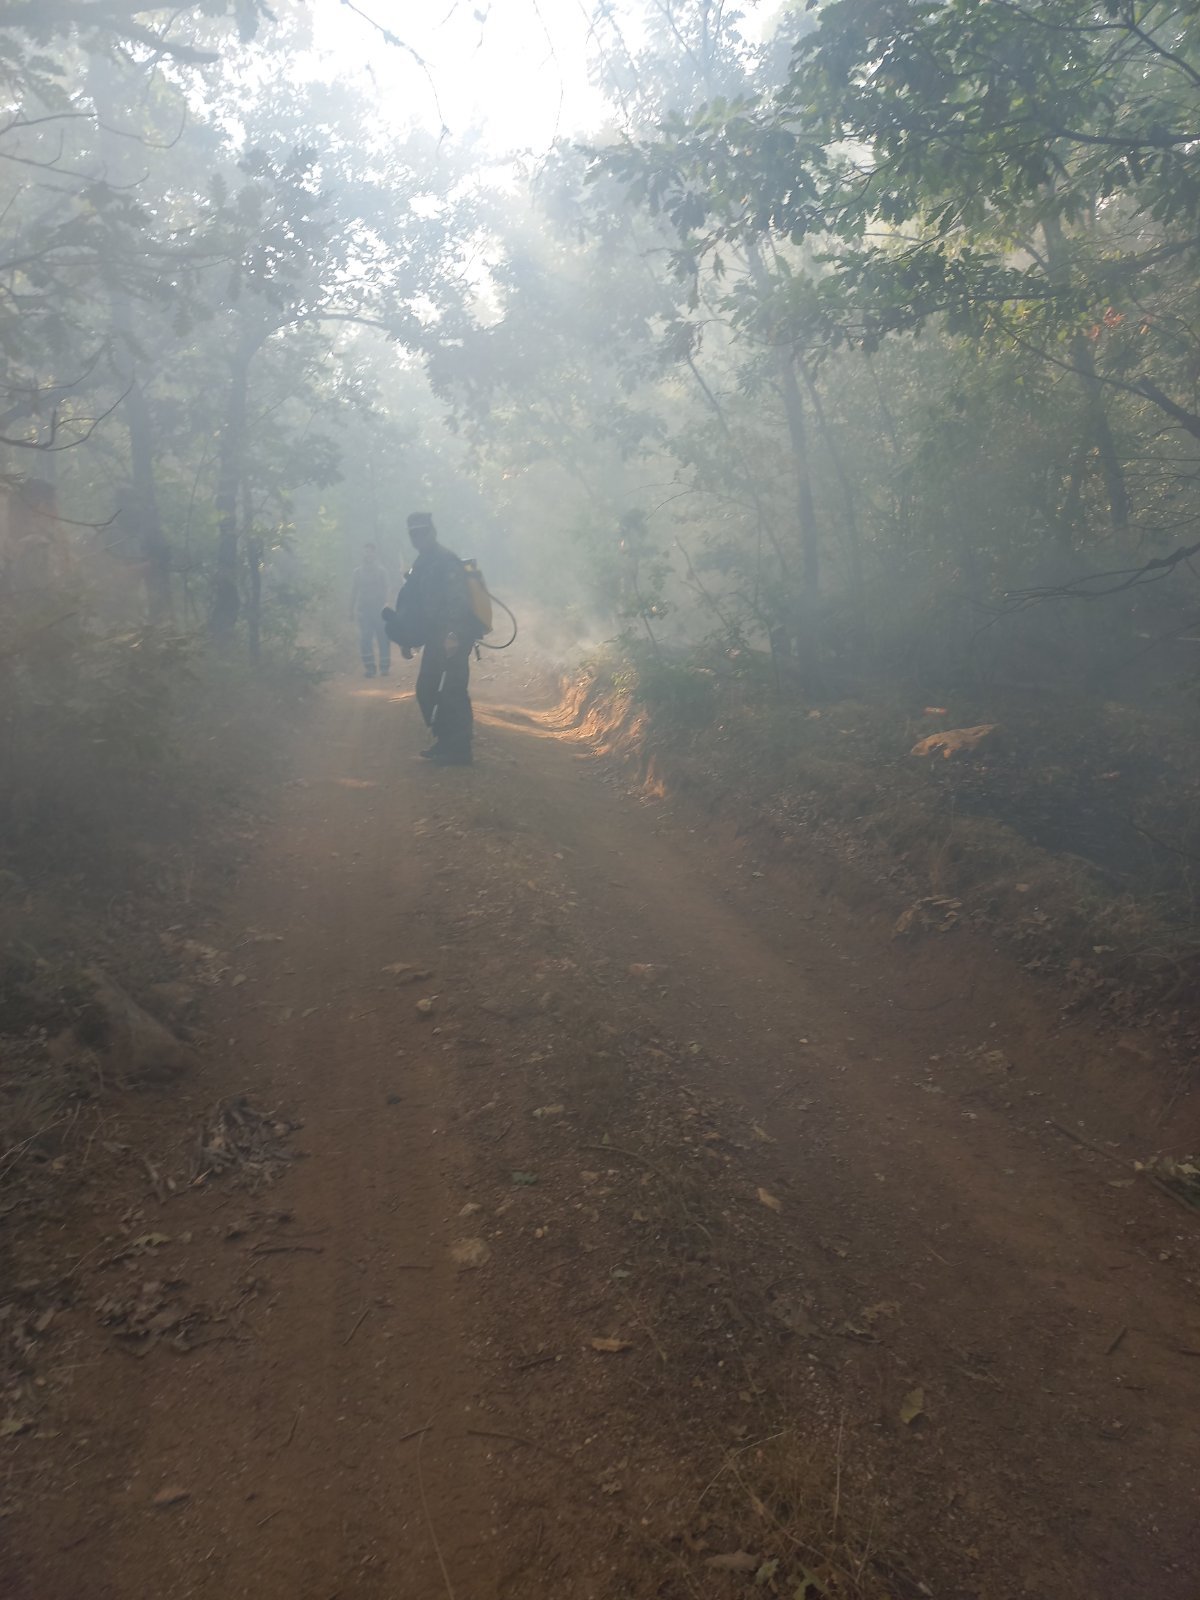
0, 384, 131, 450
1002, 540, 1200, 607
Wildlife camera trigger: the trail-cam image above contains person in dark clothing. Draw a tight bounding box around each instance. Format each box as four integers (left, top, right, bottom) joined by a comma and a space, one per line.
399, 512, 477, 766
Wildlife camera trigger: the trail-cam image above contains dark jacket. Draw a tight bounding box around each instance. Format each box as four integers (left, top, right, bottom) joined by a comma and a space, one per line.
400, 544, 476, 639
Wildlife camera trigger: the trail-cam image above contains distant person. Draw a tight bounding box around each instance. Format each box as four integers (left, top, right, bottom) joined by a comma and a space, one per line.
349, 542, 390, 678
393, 512, 479, 766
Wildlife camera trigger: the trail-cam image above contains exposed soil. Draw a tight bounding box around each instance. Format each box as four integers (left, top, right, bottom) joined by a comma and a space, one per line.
4, 658, 1200, 1600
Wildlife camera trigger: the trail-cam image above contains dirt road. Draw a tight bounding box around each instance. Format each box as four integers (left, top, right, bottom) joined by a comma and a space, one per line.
6, 667, 1200, 1599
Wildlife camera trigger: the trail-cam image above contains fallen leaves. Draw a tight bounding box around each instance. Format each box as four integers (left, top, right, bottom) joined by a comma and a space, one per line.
383, 962, 433, 984
195, 1096, 300, 1190
589, 1336, 633, 1354
105, 1231, 170, 1265
159, 933, 227, 986
95, 1279, 204, 1355
451, 1238, 490, 1269
794, 1570, 831, 1597
899, 1386, 926, 1425
893, 896, 962, 937
705, 1550, 759, 1573
910, 722, 997, 759
757, 1187, 783, 1213
862, 1300, 900, 1326
1134, 1153, 1200, 1206
152, 1485, 190, 1508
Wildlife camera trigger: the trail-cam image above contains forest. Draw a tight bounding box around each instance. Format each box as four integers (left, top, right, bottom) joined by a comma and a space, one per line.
4, 0, 1199, 984
3, 3, 1200, 1598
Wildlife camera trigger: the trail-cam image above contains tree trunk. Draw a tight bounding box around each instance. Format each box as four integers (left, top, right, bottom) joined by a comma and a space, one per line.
246, 538, 263, 663
210, 336, 258, 639
805, 369, 865, 619
1056, 439, 1089, 544
744, 242, 822, 689
89, 54, 172, 621
745, 245, 820, 600
866, 354, 913, 554
244, 475, 262, 663
1041, 213, 1130, 534
124, 372, 173, 621
777, 350, 820, 596
1076, 335, 1130, 532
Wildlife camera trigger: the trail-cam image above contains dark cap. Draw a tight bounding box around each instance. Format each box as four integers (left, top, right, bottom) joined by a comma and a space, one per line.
407, 511, 434, 531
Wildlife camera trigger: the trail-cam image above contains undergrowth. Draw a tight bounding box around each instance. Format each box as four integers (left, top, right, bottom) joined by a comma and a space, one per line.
575, 643, 1200, 1035
0, 596, 323, 1193
0, 606, 319, 886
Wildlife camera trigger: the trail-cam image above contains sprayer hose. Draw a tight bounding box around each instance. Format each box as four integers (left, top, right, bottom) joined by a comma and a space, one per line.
479, 593, 518, 650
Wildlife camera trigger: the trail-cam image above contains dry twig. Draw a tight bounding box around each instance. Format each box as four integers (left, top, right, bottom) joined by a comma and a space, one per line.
417, 1427, 457, 1600
343, 1306, 371, 1346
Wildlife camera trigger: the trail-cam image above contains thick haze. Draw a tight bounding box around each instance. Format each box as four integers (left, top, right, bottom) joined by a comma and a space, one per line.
0, 0, 1196, 689
3, 11, 1200, 1597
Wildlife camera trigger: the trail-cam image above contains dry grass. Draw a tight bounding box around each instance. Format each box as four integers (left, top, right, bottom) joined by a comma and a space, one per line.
699, 1424, 920, 1599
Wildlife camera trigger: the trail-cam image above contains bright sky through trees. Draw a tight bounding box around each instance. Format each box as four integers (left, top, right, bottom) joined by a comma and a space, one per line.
308, 0, 611, 150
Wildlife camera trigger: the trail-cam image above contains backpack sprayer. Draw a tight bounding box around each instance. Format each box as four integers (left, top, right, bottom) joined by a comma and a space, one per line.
382, 558, 517, 655
462, 558, 518, 656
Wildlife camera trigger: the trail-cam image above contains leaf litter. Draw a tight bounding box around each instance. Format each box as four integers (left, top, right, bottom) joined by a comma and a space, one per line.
94, 1279, 209, 1355
910, 723, 997, 759
893, 897, 962, 938
705, 1550, 759, 1572
1135, 1153, 1200, 1206
193, 1095, 301, 1189
382, 962, 433, 984
899, 1387, 926, 1426
152, 1485, 190, 1508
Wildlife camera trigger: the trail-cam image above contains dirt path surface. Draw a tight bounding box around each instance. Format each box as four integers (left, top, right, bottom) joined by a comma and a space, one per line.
6, 668, 1200, 1600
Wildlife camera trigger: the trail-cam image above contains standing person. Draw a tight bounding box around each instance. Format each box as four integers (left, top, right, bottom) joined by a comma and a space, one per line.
349, 542, 391, 678
399, 511, 478, 766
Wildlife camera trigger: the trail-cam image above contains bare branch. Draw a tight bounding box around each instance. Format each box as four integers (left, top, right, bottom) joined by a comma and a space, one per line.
337, 0, 448, 133
1002, 540, 1200, 608
0, 384, 132, 450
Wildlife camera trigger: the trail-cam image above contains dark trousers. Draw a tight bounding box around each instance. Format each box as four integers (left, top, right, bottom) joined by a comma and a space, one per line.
416, 640, 472, 755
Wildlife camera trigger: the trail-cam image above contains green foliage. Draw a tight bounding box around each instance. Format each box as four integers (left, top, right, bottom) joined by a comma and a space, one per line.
598, 0, 1200, 442
0, 589, 319, 886
0, 607, 191, 860
618, 644, 718, 731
